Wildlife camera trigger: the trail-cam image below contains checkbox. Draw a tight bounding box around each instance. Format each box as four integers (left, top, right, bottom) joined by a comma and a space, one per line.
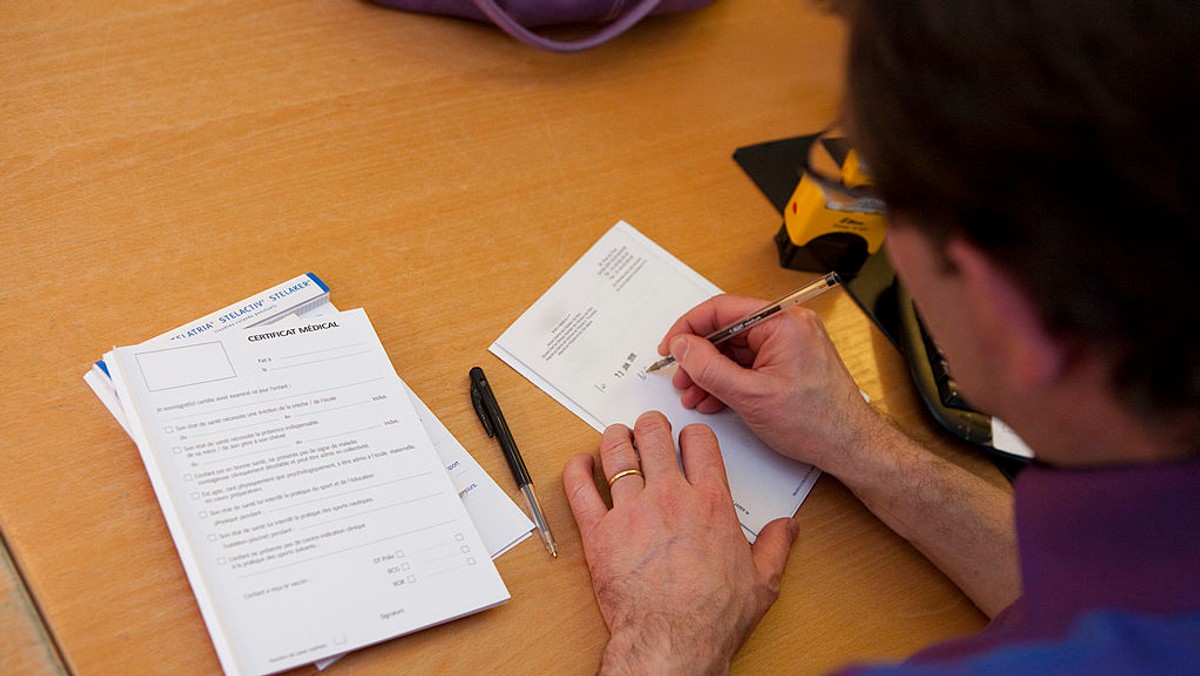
207, 534, 217, 542
184, 473, 193, 481
461, 545, 470, 553
467, 558, 476, 566
173, 447, 182, 455
217, 557, 227, 565
454, 532, 464, 541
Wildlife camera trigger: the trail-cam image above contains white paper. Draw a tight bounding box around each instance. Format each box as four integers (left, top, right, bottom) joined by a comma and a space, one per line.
264, 313, 534, 560
312, 390, 532, 673
405, 391, 532, 557
491, 221, 821, 541
85, 290, 533, 562
108, 309, 510, 676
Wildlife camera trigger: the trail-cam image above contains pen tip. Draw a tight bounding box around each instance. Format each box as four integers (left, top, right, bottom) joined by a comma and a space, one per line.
646, 356, 674, 373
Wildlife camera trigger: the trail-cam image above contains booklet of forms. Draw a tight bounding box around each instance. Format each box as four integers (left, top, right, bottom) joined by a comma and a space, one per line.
84, 273, 533, 562
106, 308, 509, 676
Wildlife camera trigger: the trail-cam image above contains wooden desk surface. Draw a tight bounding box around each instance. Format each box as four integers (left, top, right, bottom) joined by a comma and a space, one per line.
0, 1, 1008, 673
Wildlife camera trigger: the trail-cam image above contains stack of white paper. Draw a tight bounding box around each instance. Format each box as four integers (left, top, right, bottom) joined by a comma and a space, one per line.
86, 275, 532, 675
105, 308, 510, 675
86, 274, 533, 560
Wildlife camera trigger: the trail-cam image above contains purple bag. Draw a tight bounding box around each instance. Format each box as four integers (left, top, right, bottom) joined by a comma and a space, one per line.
369, 0, 715, 52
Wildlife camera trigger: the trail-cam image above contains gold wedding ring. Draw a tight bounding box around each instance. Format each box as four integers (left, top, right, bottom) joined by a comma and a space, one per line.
607, 468, 643, 488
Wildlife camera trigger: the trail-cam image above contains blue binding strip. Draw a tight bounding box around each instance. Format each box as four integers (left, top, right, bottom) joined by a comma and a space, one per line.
306, 272, 329, 293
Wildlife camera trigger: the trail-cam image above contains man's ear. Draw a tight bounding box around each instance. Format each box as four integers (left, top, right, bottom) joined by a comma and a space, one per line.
946, 239, 1067, 386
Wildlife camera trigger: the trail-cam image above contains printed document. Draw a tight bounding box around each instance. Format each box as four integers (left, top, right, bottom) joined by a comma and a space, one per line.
84, 278, 533, 560
491, 221, 821, 540
108, 308, 509, 676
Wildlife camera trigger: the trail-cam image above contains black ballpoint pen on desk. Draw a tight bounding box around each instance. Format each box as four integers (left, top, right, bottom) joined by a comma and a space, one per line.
646, 271, 842, 372
469, 366, 559, 558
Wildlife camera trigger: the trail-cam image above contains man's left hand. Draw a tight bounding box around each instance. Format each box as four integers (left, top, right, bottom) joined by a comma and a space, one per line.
563, 411, 799, 674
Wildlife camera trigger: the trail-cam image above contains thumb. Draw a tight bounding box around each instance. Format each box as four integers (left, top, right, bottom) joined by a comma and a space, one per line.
751, 517, 798, 591
670, 334, 755, 403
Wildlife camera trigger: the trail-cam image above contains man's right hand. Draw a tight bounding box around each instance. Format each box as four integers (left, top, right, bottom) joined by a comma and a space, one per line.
656, 294, 884, 477
659, 293, 1022, 617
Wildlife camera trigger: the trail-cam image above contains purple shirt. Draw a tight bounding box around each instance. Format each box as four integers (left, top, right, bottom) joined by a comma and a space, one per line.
844, 457, 1200, 674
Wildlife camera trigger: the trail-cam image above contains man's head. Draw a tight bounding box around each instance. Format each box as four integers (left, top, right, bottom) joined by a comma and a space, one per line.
840, 0, 1200, 441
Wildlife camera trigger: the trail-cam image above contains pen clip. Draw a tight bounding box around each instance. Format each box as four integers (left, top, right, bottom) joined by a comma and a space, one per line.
469, 368, 495, 438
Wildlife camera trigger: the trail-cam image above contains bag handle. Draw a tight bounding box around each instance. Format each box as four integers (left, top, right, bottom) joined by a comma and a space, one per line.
471, 0, 664, 52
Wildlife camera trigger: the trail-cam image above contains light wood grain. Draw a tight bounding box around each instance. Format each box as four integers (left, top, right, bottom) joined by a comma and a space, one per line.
0, 1, 1007, 673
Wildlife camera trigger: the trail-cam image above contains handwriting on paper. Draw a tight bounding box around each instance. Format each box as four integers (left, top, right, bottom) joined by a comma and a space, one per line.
491, 221, 822, 542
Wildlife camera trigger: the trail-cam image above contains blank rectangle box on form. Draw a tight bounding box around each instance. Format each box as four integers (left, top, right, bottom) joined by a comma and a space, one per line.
135, 342, 236, 391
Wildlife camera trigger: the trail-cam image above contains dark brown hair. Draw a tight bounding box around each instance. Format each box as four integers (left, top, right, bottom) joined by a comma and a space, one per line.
843, 0, 1200, 428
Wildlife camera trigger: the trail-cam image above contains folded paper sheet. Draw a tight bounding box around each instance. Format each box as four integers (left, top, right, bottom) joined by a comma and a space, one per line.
491, 221, 821, 540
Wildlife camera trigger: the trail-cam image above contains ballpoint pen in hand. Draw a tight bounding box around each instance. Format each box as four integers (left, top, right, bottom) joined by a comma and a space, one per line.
469, 366, 558, 558
646, 271, 842, 372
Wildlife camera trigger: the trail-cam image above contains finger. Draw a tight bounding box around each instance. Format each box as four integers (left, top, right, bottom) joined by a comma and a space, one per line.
667, 342, 754, 393
563, 454, 607, 540
669, 334, 755, 407
751, 517, 799, 598
679, 384, 728, 414
599, 423, 644, 502
678, 382, 705, 409
657, 295, 772, 356
677, 423, 729, 490
694, 392, 727, 414
670, 364, 695, 391
631, 411, 679, 482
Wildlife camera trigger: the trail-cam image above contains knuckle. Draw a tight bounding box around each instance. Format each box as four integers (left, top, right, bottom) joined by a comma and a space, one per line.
694, 356, 722, 389
762, 573, 783, 603
566, 477, 596, 507
793, 307, 829, 339
635, 410, 671, 437
695, 486, 731, 515
790, 305, 819, 325
653, 489, 687, 519
600, 424, 633, 454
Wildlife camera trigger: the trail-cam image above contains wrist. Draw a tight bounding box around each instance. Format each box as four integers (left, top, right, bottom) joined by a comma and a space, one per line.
600, 626, 731, 676
820, 406, 910, 490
